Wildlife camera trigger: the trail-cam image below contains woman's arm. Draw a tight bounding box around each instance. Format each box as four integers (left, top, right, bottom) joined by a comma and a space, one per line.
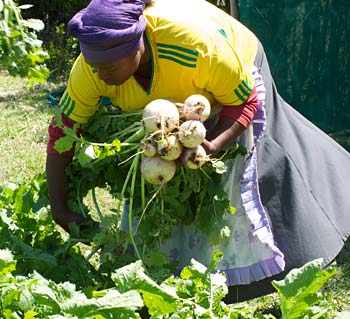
203, 87, 260, 154
46, 153, 87, 232
46, 113, 88, 232
202, 117, 246, 155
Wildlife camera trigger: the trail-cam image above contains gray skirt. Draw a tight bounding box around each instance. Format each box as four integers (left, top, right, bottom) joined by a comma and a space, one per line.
225, 41, 350, 302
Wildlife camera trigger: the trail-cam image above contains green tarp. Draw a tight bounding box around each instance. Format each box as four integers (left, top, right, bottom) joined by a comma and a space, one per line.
238, 0, 350, 134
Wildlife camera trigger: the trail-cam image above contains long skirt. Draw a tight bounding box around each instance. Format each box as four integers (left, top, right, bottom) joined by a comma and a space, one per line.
225, 40, 350, 302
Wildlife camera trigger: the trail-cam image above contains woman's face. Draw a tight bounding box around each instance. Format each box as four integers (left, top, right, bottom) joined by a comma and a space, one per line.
87, 44, 145, 86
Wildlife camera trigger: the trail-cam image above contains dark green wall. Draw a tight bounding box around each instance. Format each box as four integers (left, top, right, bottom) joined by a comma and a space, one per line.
239, 0, 350, 133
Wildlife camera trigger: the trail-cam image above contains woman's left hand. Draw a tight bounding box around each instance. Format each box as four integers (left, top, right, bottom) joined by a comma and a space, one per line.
202, 139, 220, 155
203, 117, 247, 155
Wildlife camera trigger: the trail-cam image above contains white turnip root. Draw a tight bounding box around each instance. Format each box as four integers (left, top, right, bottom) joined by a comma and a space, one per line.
141, 155, 177, 185
178, 120, 206, 148
180, 94, 211, 122
157, 134, 183, 161
181, 145, 208, 169
142, 99, 179, 134
142, 140, 158, 157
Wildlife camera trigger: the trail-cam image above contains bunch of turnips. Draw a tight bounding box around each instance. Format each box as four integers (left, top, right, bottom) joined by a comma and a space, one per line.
140, 94, 211, 185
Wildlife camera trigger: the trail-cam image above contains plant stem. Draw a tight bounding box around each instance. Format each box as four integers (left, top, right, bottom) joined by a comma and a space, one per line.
199, 167, 211, 179
99, 110, 143, 119
76, 178, 87, 218
108, 122, 141, 141
128, 153, 142, 261
85, 245, 101, 262
92, 187, 104, 222
134, 184, 163, 236
141, 174, 145, 210
116, 155, 135, 215
124, 127, 146, 143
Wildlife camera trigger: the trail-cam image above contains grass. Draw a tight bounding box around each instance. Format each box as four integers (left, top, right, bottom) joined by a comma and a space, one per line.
0, 70, 62, 184
1, 70, 350, 315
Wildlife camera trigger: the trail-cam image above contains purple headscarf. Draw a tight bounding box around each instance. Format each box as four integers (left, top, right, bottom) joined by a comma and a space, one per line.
68, 0, 146, 63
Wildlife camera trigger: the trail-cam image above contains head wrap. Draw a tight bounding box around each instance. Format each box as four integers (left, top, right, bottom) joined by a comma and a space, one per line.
68, 0, 146, 63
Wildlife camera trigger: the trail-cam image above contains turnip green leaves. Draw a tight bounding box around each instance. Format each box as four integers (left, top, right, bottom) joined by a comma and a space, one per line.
272, 258, 337, 319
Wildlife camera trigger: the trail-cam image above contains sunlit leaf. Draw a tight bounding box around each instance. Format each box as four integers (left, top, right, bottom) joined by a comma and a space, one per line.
272, 259, 337, 319
20, 18, 44, 31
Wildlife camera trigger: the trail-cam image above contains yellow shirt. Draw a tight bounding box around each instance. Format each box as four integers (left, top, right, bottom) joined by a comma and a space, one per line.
60, 0, 258, 123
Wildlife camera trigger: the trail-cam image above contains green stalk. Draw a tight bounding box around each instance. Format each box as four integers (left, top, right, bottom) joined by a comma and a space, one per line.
76, 178, 87, 218
64, 122, 142, 148
134, 184, 163, 236
99, 110, 143, 119
62, 128, 81, 143
141, 173, 145, 210
85, 245, 101, 262
180, 166, 188, 186
116, 155, 136, 215
92, 187, 104, 222
199, 167, 211, 179
118, 144, 141, 156
123, 127, 146, 143
128, 153, 142, 261
108, 122, 141, 141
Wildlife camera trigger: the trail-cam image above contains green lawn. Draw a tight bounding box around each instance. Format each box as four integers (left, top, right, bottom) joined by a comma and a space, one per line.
0, 70, 349, 315
0, 70, 56, 183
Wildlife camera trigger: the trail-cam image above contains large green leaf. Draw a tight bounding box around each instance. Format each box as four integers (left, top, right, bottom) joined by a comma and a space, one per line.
272, 258, 336, 319
111, 260, 177, 316
60, 288, 143, 317
0, 249, 16, 276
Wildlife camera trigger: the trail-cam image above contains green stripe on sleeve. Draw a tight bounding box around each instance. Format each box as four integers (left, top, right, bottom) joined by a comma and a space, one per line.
218, 28, 228, 39
242, 79, 253, 91
158, 54, 196, 68
156, 42, 198, 56
65, 100, 76, 117
61, 96, 71, 114
59, 92, 69, 108
238, 83, 250, 98
234, 88, 247, 103
158, 48, 197, 62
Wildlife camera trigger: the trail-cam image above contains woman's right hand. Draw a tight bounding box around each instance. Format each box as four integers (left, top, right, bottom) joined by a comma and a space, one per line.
51, 207, 89, 233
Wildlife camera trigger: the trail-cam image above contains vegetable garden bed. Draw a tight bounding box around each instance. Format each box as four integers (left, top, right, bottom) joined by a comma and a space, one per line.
0, 71, 350, 318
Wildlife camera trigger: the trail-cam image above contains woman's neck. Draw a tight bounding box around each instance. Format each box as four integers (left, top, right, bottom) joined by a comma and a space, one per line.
135, 35, 152, 78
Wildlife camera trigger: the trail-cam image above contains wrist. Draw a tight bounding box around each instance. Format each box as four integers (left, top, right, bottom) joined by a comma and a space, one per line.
202, 139, 220, 155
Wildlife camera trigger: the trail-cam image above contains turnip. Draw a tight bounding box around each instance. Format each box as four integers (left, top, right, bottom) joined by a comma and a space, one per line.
142, 140, 158, 157
157, 134, 183, 161
142, 99, 180, 134
180, 94, 211, 122
141, 155, 176, 185
178, 120, 206, 148
181, 145, 208, 169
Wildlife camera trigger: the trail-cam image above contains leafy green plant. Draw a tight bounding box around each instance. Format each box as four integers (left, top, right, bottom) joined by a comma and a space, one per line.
1, 245, 349, 318
16, 0, 88, 81
272, 259, 337, 319
0, 0, 49, 82
0, 153, 348, 318
45, 23, 79, 82
0, 174, 107, 289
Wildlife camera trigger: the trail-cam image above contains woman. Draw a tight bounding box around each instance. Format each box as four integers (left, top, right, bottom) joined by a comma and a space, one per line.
46, 0, 350, 301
